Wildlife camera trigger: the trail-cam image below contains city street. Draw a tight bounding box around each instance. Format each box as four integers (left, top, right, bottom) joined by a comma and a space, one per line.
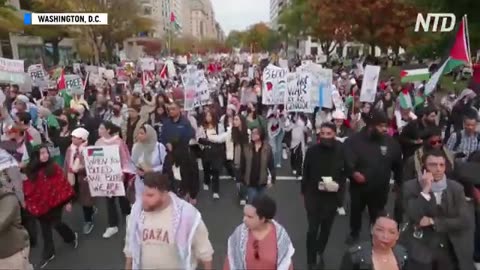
28, 166, 385, 270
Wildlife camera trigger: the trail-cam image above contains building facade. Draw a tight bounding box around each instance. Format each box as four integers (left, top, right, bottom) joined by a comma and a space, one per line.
269, 0, 290, 29
188, 0, 218, 40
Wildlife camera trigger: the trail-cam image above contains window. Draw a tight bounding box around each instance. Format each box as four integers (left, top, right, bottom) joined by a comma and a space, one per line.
143, 6, 152, 15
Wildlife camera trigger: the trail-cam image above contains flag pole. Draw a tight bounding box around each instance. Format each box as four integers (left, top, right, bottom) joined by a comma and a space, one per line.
464, 14, 472, 67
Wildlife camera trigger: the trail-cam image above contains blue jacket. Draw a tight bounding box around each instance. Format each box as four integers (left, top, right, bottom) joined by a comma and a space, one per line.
160, 116, 195, 145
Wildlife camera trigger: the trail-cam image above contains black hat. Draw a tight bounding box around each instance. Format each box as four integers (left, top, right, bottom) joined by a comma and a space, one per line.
365, 109, 389, 126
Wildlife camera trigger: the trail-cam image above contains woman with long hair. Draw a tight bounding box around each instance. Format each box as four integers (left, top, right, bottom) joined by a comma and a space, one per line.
149, 101, 168, 142
24, 145, 77, 268
201, 114, 251, 205
56, 113, 72, 165
197, 110, 224, 199
95, 121, 135, 238
131, 124, 167, 202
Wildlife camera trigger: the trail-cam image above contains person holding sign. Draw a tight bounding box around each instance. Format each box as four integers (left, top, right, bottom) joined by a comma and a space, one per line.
95, 121, 135, 239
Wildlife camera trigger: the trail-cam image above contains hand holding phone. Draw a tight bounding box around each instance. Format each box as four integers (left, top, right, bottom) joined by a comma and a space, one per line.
421, 169, 433, 194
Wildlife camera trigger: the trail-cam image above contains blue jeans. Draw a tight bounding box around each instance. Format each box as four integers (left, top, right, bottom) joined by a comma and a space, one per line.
247, 186, 266, 203
269, 131, 285, 167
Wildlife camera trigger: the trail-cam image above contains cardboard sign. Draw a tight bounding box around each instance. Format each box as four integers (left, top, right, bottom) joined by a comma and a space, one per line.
83, 145, 125, 197
64, 74, 83, 95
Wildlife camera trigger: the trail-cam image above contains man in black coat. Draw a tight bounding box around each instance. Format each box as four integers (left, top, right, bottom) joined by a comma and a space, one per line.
344, 109, 403, 244
302, 122, 346, 269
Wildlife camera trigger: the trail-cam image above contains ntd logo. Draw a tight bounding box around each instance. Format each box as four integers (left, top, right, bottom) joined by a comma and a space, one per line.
414, 13, 456, 32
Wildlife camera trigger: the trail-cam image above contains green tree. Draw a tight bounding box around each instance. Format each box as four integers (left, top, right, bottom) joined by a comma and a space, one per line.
25, 0, 76, 65
225, 30, 246, 49
0, 0, 23, 35
75, 0, 154, 63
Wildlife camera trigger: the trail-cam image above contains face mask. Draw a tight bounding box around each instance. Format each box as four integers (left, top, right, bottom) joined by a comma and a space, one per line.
319, 138, 335, 147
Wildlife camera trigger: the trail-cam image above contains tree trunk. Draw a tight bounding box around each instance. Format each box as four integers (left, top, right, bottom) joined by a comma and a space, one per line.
52, 40, 60, 65
370, 42, 376, 57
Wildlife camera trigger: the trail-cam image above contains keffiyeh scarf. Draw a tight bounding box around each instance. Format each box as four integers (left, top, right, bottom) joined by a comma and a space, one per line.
227, 220, 295, 270
129, 192, 201, 270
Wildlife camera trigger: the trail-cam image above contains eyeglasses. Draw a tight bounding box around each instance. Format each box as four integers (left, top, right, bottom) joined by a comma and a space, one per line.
253, 240, 260, 260
429, 140, 442, 146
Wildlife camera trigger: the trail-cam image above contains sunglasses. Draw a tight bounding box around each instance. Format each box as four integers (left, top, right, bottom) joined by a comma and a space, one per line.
253, 240, 260, 260
429, 139, 442, 146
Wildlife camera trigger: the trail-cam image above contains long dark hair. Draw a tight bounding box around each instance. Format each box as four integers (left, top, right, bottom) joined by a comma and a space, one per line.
25, 145, 56, 181
232, 115, 249, 145
202, 110, 219, 129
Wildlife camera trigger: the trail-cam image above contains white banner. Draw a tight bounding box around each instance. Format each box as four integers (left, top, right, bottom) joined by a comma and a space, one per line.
285, 72, 313, 112
0, 57, 24, 73
360, 65, 380, 103
234, 64, 243, 74
194, 70, 210, 107
183, 66, 197, 111
139, 57, 155, 71
262, 64, 288, 105
83, 145, 125, 197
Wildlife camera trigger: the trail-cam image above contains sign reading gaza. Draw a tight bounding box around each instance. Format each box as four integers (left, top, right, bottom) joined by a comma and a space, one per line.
414, 13, 456, 32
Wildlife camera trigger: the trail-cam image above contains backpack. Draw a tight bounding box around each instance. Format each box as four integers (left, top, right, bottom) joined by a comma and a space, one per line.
453, 131, 480, 151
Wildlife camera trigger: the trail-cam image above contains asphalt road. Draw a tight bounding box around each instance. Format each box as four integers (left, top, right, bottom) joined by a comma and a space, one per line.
28, 165, 382, 270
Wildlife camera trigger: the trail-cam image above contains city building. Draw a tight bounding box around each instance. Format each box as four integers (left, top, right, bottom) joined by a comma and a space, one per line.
215, 21, 225, 41
1, 0, 76, 65
188, 0, 218, 40
269, 0, 290, 30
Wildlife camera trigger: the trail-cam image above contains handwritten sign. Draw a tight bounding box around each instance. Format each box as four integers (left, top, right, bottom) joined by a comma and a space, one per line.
182, 66, 197, 111
285, 72, 312, 112
262, 64, 288, 105
83, 145, 125, 197
64, 74, 83, 95
140, 57, 155, 71
27, 64, 47, 87
360, 65, 380, 103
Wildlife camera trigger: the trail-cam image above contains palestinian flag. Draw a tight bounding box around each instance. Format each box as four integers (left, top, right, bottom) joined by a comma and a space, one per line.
425, 15, 472, 95
400, 68, 430, 83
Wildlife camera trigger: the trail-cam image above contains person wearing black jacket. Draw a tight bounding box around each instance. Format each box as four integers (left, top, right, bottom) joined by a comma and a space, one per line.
302, 122, 346, 270
398, 106, 438, 161
344, 109, 403, 244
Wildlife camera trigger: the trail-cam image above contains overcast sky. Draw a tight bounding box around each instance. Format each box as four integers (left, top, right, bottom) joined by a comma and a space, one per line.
210, 0, 270, 35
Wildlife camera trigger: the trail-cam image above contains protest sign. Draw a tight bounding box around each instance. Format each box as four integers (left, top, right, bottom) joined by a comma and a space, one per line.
234, 64, 243, 74
182, 66, 197, 111
279, 59, 289, 69
73, 63, 81, 74
285, 72, 313, 112
0, 57, 24, 84
262, 64, 288, 105
140, 57, 155, 71
248, 67, 255, 80
85, 65, 98, 74
316, 68, 333, 110
195, 70, 210, 106
360, 65, 380, 103
28, 64, 47, 86
83, 145, 125, 197
64, 74, 83, 95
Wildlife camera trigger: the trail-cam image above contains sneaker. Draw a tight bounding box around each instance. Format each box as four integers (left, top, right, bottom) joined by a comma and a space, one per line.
103, 227, 119, 238
203, 184, 209, 191
292, 170, 297, 175
297, 176, 302, 180
83, 222, 94, 235
276, 164, 281, 168
337, 207, 346, 216
71, 232, 79, 248
474, 263, 480, 270
282, 149, 288, 159
213, 193, 220, 199
240, 200, 246, 206
39, 254, 55, 269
